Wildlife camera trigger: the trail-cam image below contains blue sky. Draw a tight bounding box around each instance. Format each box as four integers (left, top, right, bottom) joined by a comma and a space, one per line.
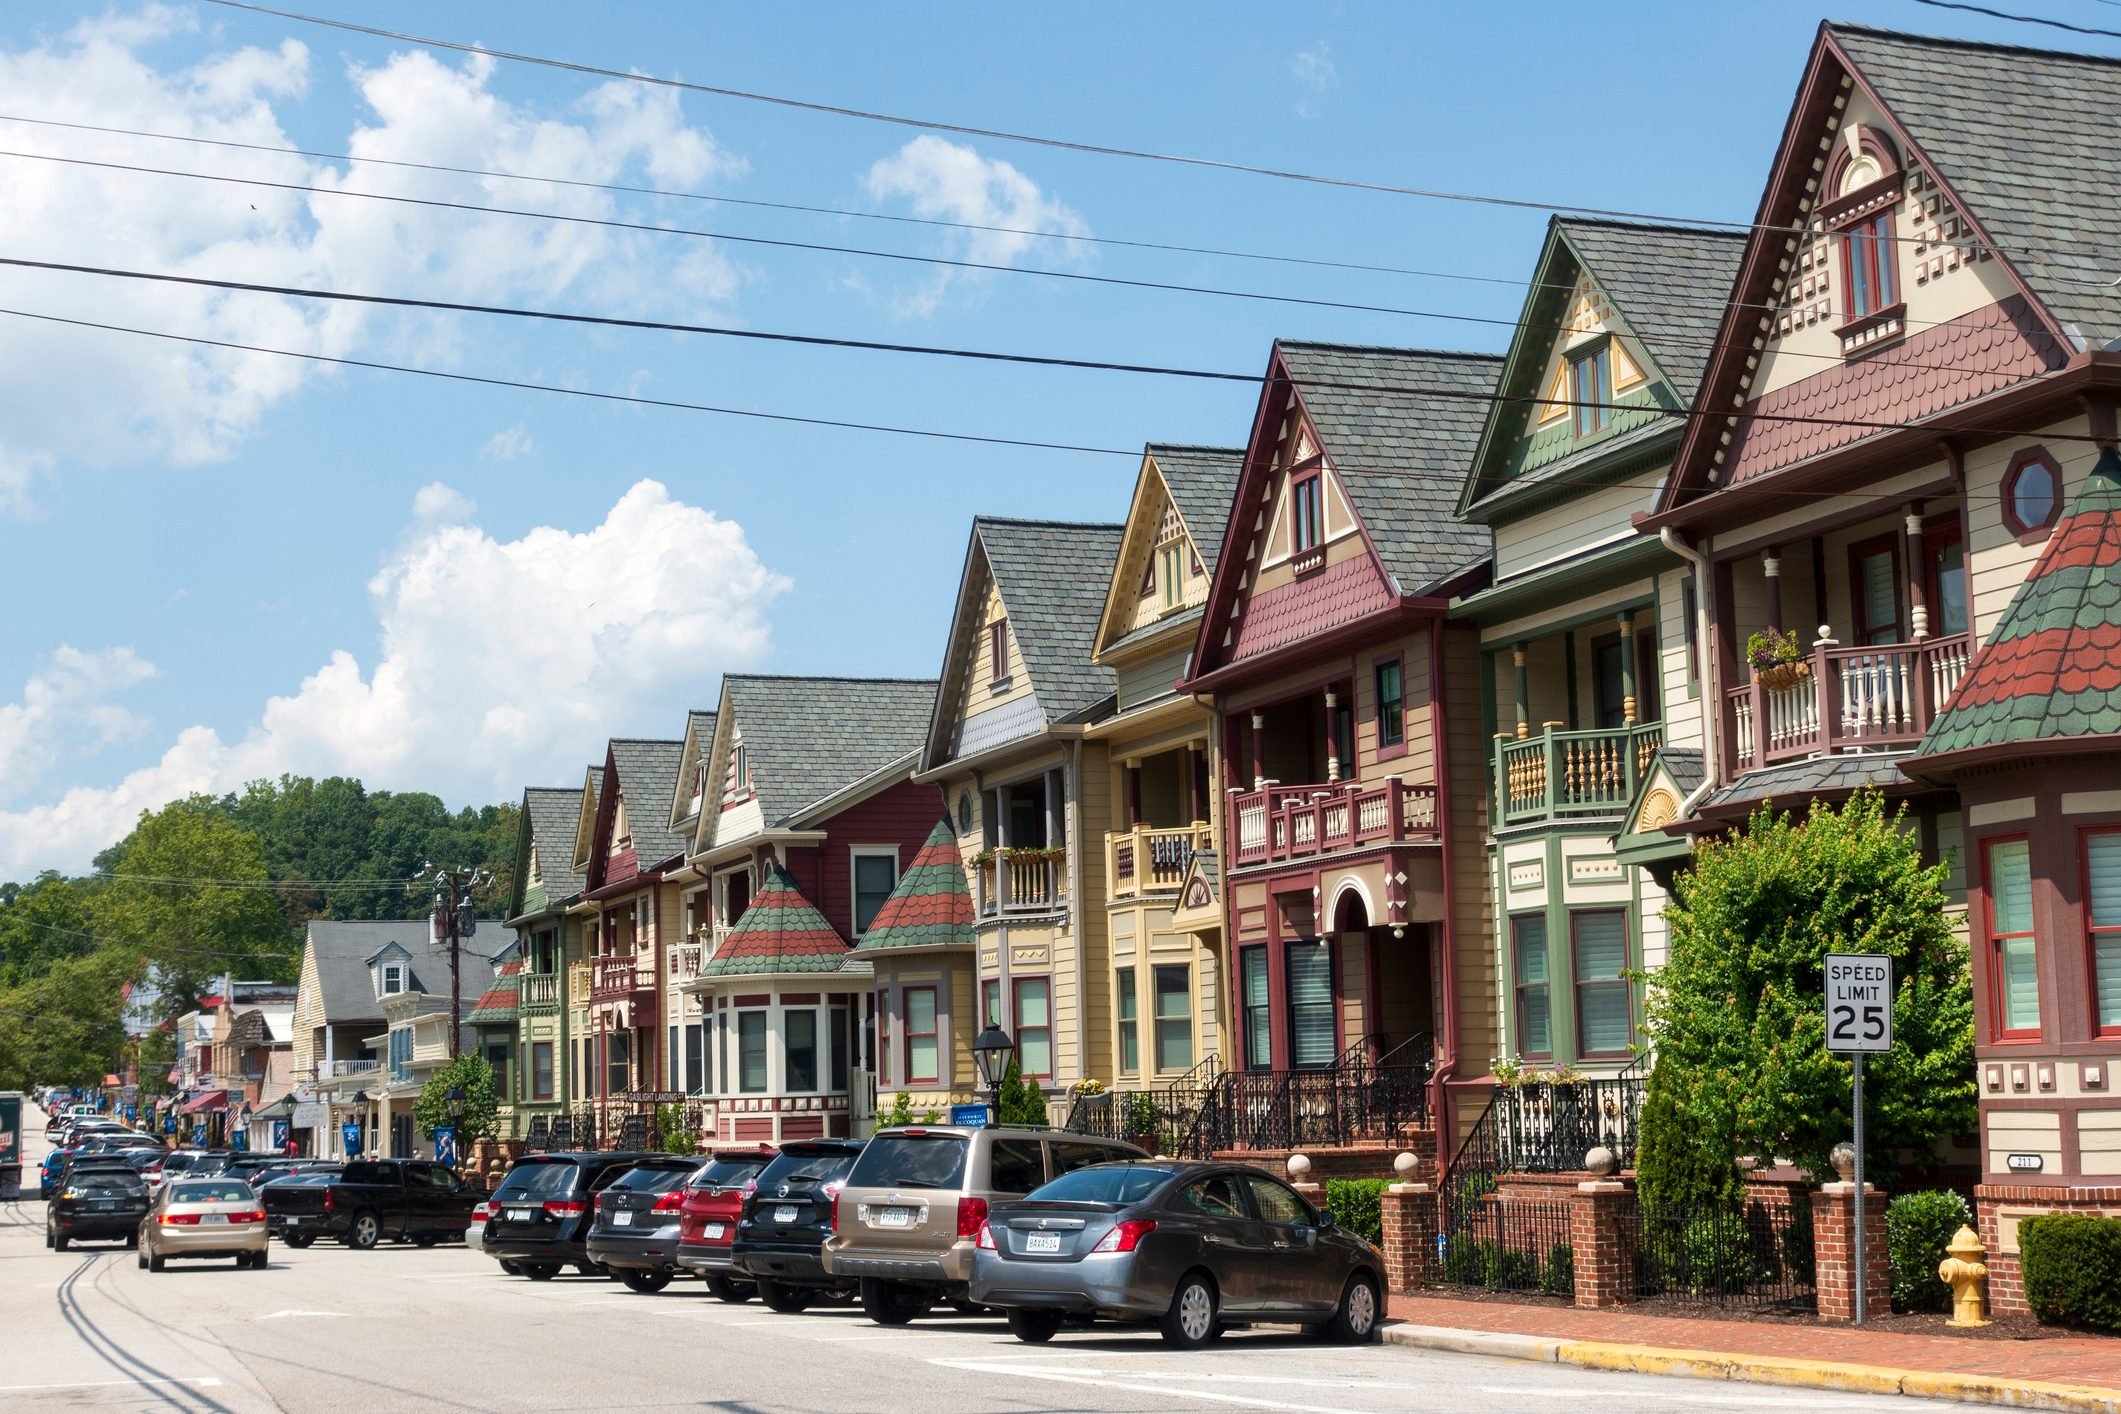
0, 0, 2107, 877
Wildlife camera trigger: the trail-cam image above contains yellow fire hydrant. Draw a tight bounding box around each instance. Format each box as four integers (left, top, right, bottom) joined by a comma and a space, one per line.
1937, 1225, 1990, 1327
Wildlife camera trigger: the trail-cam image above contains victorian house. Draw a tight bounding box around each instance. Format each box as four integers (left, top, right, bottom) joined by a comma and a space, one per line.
1640, 22, 2121, 1310
890, 517, 1126, 1116
1086, 445, 1243, 1095
1450, 217, 1744, 1073
1180, 341, 1501, 1150
496, 786, 591, 1141
675, 675, 940, 1142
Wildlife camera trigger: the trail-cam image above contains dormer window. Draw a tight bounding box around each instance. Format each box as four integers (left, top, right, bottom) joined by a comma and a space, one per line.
1291, 472, 1323, 554
380, 963, 406, 996
1158, 541, 1185, 610
1570, 343, 1612, 438
1841, 211, 1897, 319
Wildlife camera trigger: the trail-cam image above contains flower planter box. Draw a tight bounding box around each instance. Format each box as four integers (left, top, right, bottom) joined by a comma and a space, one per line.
1752, 660, 1812, 692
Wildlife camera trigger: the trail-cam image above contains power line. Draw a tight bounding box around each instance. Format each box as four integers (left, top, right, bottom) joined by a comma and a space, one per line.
1908, 0, 2121, 39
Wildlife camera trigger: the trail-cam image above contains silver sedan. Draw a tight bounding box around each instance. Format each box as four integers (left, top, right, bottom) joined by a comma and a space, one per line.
138, 1178, 271, 1271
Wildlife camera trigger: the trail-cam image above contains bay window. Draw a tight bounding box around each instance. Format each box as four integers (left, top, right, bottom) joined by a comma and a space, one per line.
1116, 967, 1139, 1074
737, 1012, 768, 1093
1986, 838, 2040, 1037
1153, 965, 1193, 1072
1572, 911, 1632, 1057
1513, 915, 1551, 1057
1014, 978, 1052, 1078
904, 986, 938, 1085
784, 1008, 818, 1091
1287, 943, 1336, 1068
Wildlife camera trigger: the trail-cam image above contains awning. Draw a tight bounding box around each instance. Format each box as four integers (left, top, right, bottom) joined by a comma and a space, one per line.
177, 1091, 227, 1116
253, 1094, 298, 1122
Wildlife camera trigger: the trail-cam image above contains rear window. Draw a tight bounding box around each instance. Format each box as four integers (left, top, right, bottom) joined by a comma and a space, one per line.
691, 1157, 768, 1190
72, 1173, 146, 1194
496, 1160, 584, 1198
758, 1148, 860, 1187
606, 1163, 698, 1193
847, 1135, 968, 1192
1027, 1164, 1174, 1206
172, 1181, 252, 1203
339, 1162, 402, 1186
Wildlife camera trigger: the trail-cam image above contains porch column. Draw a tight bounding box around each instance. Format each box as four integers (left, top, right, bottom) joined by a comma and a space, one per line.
1617, 611, 1638, 723
1324, 689, 1341, 783
1512, 643, 1530, 740
1762, 547, 1783, 631
1905, 507, 1930, 640
1250, 712, 1265, 790
1125, 760, 1142, 827
1186, 742, 1203, 823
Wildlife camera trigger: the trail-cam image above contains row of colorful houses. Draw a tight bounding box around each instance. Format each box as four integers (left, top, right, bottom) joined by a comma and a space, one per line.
286, 21, 2121, 1311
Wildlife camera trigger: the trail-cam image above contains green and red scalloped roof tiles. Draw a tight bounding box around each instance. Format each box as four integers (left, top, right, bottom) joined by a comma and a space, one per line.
702, 860, 850, 975
466, 957, 522, 1023
856, 818, 974, 952
1919, 449, 2121, 758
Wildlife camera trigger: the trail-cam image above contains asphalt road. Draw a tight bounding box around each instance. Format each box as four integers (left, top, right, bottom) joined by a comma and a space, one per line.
1, 1105, 1959, 1414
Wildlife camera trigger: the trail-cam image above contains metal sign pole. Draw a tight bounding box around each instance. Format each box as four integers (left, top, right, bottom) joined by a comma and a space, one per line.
1852, 1050, 1866, 1325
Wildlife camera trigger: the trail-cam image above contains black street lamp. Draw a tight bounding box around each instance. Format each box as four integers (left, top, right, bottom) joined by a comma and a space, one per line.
971, 1023, 1015, 1124
445, 1084, 465, 1127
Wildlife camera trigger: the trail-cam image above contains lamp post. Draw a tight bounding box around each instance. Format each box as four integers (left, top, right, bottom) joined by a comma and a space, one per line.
444, 1084, 466, 1174
348, 1090, 370, 1160
970, 1023, 1015, 1126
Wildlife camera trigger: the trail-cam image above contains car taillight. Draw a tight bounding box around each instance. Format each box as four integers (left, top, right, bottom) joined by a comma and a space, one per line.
472, 1202, 492, 1221
955, 1197, 988, 1239
229, 1209, 266, 1224
976, 1221, 995, 1250
741, 1178, 757, 1197
830, 1189, 840, 1233
1091, 1219, 1156, 1254
652, 1189, 686, 1213
543, 1199, 587, 1217
161, 1213, 202, 1226
322, 1189, 334, 1212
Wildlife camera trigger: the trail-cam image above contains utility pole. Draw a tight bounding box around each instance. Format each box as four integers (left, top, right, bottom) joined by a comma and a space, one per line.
415, 866, 493, 1061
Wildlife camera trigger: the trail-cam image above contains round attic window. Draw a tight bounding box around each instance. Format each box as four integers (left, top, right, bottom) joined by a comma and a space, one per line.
956, 791, 972, 833
2003, 448, 2061, 539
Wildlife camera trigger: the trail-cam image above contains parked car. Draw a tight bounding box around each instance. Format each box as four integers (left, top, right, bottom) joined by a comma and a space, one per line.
47, 1166, 151, 1250
675, 1145, 778, 1301
732, 1138, 866, 1314
137, 1178, 270, 1271
161, 1149, 237, 1179
587, 1156, 710, 1294
227, 1157, 339, 1190
480, 1151, 668, 1280
823, 1125, 1144, 1325
969, 1160, 1384, 1348
257, 1159, 478, 1250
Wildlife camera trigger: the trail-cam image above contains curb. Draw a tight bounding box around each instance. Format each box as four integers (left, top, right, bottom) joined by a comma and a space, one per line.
1380, 1323, 2121, 1413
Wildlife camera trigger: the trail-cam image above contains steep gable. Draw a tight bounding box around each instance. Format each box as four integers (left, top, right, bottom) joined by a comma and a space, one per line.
510, 786, 587, 921
725, 676, 935, 826
1093, 444, 1243, 660
570, 766, 604, 877
669, 709, 719, 833
586, 738, 684, 890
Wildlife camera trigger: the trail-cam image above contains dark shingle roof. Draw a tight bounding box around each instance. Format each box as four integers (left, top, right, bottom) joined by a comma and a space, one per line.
1276, 343, 1502, 592
304, 920, 507, 1026
515, 786, 587, 915
1556, 219, 1748, 402
673, 710, 719, 828
1830, 24, 2121, 344
1150, 445, 1245, 579
608, 739, 686, 868
1698, 754, 1915, 815
727, 677, 935, 826
978, 518, 1125, 721
1653, 747, 1706, 799
856, 819, 974, 953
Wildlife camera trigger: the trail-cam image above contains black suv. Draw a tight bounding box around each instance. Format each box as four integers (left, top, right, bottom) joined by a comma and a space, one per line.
733, 1139, 866, 1313
47, 1164, 150, 1249
483, 1152, 667, 1280
586, 1157, 708, 1294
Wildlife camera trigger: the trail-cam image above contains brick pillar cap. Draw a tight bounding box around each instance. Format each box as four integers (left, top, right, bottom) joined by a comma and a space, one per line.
1819, 1182, 1883, 1196
1387, 1182, 1433, 1195
1576, 1180, 1628, 1193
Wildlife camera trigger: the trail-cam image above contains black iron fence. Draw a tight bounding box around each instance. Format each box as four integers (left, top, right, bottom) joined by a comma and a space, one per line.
1617, 1198, 1815, 1311
1435, 1197, 1576, 1297
1495, 1071, 1646, 1174
1193, 1034, 1434, 1153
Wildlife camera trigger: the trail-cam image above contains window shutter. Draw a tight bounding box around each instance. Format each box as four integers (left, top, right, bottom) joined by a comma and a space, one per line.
1287, 945, 1335, 1067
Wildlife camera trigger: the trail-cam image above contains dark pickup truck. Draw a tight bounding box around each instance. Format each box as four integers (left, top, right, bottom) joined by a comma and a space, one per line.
259, 1158, 479, 1250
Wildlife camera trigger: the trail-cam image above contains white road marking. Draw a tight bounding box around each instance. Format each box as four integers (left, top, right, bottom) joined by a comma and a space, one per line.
253, 1309, 348, 1320
0, 1377, 225, 1392
927, 1359, 1359, 1413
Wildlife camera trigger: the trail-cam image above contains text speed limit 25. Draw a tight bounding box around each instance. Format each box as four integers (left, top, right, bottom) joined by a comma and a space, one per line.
1825, 952, 1893, 1053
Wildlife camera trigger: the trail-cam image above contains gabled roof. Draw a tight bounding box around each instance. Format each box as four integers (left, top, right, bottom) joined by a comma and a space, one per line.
701, 860, 850, 975
593, 738, 687, 880
855, 819, 975, 953
723, 676, 934, 827
1273, 343, 1500, 592
510, 785, 587, 921
1910, 448, 2121, 772
1094, 445, 1244, 662
1557, 219, 1747, 405
669, 709, 719, 833
1149, 445, 1245, 580
302, 920, 508, 1026
571, 766, 605, 875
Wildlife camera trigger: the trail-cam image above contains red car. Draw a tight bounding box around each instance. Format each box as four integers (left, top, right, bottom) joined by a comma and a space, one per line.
675, 1145, 776, 1300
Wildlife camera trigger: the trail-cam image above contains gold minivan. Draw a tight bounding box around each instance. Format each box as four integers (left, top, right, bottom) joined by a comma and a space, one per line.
822, 1125, 1142, 1325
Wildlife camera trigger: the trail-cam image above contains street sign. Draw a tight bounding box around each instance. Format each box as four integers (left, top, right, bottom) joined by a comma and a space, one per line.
1825, 953, 1893, 1052
949, 1103, 992, 1128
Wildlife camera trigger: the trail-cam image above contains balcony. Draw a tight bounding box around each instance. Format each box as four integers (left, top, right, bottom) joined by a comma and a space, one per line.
566, 961, 592, 1006
590, 954, 656, 1005
1106, 823, 1211, 901
1494, 721, 1665, 828
520, 974, 561, 1011
1229, 778, 1438, 869
974, 849, 1068, 918
1723, 631, 1971, 775
317, 1059, 381, 1080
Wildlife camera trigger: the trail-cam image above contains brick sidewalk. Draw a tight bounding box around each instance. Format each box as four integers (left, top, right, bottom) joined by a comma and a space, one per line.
1388, 1294, 2121, 1391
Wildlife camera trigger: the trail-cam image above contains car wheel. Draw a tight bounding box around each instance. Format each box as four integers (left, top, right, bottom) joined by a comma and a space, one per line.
125, 1234, 138, 1250
345, 1212, 381, 1251
704, 1274, 753, 1304
860, 1278, 927, 1326
620, 1268, 673, 1294
149, 1251, 166, 1273
136, 1244, 148, 1270
755, 1279, 813, 1314
282, 1234, 315, 1249
499, 1260, 521, 1276
522, 1263, 561, 1281
42, 1225, 52, 1249
1159, 1272, 1219, 1350
53, 1233, 69, 1252
1325, 1273, 1380, 1344
1005, 1309, 1065, 1344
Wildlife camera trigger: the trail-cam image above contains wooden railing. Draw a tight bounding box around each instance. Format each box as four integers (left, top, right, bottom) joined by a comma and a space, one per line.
590, 953, 656, 1002
1228, 777, 1438, 868
1106, 822, 1211, 900
975, 850, 1067, 917
520, 974, 561, 1010
1723, 631, 1971, 775
1494, 722, 1665, 827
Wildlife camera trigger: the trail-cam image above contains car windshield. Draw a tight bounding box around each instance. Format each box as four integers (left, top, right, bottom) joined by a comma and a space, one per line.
171, 1181, 251, 1203
692, 1157, 767, 1189
606, 1164, 697, 1193
758, 1149, 857, 1186
495, 1160, 582, 1197
179, 1154, 234, 1176
846, 1135, 966, 1191
1026, 1164, 1174, 1206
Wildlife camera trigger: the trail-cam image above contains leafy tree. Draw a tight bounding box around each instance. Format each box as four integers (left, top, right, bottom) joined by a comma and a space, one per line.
0, 872, 99, 985
414, 1053, 500, 1145
0, 949, 132, 1090
1641, 790, 1975, 1188
996, 1061, 1049, 1126
133, 1025, 177, 1099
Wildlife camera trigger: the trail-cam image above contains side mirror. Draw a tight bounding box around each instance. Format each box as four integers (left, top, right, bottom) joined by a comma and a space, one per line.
1315, 1210, 1335, 1231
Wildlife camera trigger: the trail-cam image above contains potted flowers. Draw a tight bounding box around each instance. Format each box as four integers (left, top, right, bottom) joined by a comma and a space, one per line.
1745, 627, 1808, 691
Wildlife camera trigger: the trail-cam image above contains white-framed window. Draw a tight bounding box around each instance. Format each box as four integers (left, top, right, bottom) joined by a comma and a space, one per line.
380, 963, 406, 996
852, 846, 900, 936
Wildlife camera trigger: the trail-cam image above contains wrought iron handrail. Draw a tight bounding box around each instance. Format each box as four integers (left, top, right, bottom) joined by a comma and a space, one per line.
1199, 1045, 1433, 1154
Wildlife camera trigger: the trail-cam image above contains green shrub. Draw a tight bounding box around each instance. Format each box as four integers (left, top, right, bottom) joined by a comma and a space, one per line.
1482, 1244, 1537, 1290
1325, 1179, 1386, 1246
653, 1103, 695, 1155
1886, 1190, 1972, 1313
997, 1062, 1049, 1126
1681, 1211, 1758, 1294
1540, 1242, 1575, 1297
1440, 1236, 1488, 1285
2021, 1215, 2121, 1332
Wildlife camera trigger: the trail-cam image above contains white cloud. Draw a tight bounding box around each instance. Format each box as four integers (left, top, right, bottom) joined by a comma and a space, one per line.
0, 481, 788, 877
860, 136, 1089, 316
412, 481, 477, 522
480, 424, 534, 462
1290, 42, 1335, 117
0, 646, 158, 804
0, 9, 745, 509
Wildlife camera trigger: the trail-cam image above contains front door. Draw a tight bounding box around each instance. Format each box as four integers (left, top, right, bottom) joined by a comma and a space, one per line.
1850, 536, 1904, 645
1592, 635, 1627, 729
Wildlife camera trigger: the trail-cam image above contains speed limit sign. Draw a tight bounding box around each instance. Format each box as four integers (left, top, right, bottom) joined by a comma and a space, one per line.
1826, 953, 1893, 1052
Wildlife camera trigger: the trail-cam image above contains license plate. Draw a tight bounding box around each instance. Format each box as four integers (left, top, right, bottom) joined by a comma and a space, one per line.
1025, 1232, 1060, 1253
91, 1200, 113, 1210
705, 1223, 725, 1240
508, 1208, 533, 1222
201, 1213, 227, 1224
773, 1205, 798, 1224
613, 1210, 632, 1227
876, 1206, 912, 1228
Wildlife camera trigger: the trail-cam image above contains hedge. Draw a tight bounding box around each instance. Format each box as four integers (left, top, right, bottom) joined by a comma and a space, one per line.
1324, 1178, 1386, 1246
2020, 1215, 2121, 1332
1885, 1189, 1971, 1313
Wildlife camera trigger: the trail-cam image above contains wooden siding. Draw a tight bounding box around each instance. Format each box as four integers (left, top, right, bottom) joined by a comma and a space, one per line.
1967, 417, 2097, 643
1444, 626, 1498, 1075
1655, 567, 1704, 748
1493, 478, 1653, 581
952, 579, 1031, 728
1112, 473, 1213, 642
777, 778, 947, 941
1117, 642, 1193, 713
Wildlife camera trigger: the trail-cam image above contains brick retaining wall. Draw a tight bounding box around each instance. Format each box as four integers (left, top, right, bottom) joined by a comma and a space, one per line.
1975, 1183, 2121, 1315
